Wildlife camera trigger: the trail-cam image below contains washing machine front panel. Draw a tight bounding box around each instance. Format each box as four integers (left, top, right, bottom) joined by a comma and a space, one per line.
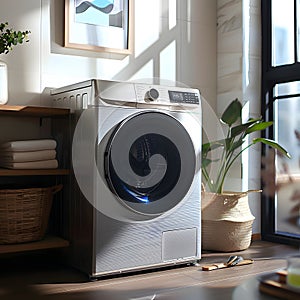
104, 111, 196, 216
51, 79, 202, 277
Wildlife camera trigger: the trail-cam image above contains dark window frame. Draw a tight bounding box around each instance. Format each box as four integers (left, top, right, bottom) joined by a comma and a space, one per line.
261, 0, 300, 245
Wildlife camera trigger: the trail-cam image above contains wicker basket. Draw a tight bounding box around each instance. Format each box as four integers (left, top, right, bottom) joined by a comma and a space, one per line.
0, 184, 62, 244
201, 190, 256, 252
202, 219, 254, 252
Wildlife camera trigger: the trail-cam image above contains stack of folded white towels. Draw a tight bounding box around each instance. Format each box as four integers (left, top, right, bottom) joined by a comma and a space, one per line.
0, 139, 58, 169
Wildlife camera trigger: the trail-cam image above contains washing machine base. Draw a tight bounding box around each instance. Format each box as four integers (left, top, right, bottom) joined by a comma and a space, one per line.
89, 258, 201, 280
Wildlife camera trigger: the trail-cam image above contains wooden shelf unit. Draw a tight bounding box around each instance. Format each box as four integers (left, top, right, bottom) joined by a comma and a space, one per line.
0, 236, 69, 254
0, 104, 71, 254
0, 105, 70, 117
0, 168, 70, 176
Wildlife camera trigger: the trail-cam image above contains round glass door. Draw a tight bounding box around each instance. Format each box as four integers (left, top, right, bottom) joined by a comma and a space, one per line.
104, 111, 196, 216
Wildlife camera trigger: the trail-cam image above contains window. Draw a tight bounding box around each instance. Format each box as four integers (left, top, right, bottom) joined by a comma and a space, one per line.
262, 0, 300, 245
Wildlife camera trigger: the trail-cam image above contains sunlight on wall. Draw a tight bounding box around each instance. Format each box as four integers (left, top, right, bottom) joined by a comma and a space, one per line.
134, 0, 160, 57
129, 60, 154, 82
129, 0, 178, 84
242, 0, 250, 193
160, 41, 176, 83
242, 100, 250, 192
40, 0, 216, 102
187, 0, 191, 43
243, 0, 250, 89
169, 0, 177, 30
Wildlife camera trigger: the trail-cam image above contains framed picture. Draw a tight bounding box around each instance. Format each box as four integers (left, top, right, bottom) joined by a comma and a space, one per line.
64, 0, 132, 54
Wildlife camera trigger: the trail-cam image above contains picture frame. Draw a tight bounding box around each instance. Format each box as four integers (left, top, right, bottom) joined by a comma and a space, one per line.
64, 0, 132, 54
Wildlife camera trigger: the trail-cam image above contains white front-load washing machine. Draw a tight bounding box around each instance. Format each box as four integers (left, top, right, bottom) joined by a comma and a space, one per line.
51, 79, 202, 279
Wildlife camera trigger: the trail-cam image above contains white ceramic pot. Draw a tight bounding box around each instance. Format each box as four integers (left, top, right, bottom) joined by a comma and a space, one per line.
0, 59, 8, 104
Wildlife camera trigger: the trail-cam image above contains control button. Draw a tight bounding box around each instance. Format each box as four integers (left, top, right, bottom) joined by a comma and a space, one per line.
146, 88, 159, 101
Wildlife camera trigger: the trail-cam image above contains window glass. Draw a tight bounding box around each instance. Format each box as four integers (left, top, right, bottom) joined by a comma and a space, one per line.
272, 0, 294, 66
275, 81, 300, 97
262, 0, 300, 245
274, 97, 300, 236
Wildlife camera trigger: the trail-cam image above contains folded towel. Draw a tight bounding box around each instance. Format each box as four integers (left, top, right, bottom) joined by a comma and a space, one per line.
0, 139, 57, 152
0, 150, 56, 163
0, 159, 58, 169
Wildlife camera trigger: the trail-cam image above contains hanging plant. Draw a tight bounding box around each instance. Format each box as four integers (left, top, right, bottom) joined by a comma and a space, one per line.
0, 22, 30, 55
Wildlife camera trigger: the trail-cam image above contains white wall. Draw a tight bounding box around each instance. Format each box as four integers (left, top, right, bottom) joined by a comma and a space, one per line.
217, 0, 262, 234
0, 0, 217, 109
1, 0, 264, 234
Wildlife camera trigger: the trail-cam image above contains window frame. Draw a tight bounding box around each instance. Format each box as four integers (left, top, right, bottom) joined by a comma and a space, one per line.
261, 0, 300, 246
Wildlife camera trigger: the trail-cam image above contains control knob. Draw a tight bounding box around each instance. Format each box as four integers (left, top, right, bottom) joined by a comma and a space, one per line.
146, 88, 159, 101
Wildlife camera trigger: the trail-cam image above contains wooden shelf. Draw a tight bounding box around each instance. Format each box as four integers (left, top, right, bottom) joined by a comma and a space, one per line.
0, 235, 69, 254
0, 104, 70, 255
0, 105, 70, 117
0, 106, 70, 177
0, 168, 70, 176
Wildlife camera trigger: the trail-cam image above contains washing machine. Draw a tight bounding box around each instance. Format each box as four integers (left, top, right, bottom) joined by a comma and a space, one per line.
50, 79, 202, 279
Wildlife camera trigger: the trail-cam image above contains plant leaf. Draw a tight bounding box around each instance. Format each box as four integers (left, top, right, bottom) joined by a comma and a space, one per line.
230, 119, 260, 137
246, 121, 273, 134
202, 158, 212, 168
230, 139, 245, 152
202, 140, 225, 154
253, 138, 291, 158
0, 22, 30, 55
221, 98, 242, 126
202, 142, 211, 154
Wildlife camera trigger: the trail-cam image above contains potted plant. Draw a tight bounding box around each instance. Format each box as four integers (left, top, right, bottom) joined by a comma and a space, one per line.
0, 22, 30, 104
0, 22, 30, 54
201, 98, 290, 251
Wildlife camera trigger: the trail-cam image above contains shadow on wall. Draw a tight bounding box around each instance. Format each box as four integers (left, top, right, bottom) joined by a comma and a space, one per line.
48, 0, 195, 85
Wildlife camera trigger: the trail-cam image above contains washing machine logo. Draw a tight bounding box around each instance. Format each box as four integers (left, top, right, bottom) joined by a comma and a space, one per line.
105, 132, 181, 204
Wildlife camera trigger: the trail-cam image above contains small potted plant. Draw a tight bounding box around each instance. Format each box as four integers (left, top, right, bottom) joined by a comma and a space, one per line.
0, 22, 30, 54
0, 22, 30, 104
201, 98, 290, 251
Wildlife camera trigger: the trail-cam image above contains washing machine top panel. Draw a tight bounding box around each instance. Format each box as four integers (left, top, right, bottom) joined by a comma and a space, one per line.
50, 79, 201, 113
103, 111, 196, 216
88, 80, 201, 108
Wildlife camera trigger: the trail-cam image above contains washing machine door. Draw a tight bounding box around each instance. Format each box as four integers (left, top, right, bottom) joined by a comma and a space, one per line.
104, 111, 197, 216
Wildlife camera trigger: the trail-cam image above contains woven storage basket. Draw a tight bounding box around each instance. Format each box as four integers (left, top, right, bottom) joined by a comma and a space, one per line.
202, 219, 254, 252
0, 184, 62, 244
201, 190, 258, 252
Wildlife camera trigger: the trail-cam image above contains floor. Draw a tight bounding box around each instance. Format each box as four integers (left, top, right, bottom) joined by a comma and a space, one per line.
0, 241, 299, 300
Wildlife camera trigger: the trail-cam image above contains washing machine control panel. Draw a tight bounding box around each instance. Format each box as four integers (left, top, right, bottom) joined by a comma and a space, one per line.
145, 88, 160, 101
168, 90, 199, 104
135, 84, 200, 106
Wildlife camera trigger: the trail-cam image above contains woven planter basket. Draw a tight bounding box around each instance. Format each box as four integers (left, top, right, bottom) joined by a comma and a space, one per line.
201, 189, 259, 252
0, 184, 62, 244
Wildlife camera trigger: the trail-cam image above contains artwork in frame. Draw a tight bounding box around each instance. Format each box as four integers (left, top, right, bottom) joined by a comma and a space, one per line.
64, 0, 132, 54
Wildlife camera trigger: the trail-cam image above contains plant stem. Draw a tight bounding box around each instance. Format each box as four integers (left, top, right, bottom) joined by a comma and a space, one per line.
202, 167, 214, 192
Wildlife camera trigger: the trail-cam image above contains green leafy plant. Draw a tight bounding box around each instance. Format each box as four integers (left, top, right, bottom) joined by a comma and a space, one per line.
0, 22, 30, 55
202, 98, 291, 194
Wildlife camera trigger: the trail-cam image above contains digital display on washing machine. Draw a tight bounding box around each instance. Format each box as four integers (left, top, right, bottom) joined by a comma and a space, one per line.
168, 91, 199, 104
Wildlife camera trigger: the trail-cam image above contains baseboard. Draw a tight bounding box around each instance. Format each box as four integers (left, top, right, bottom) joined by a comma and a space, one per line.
252, 233, 261, 241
